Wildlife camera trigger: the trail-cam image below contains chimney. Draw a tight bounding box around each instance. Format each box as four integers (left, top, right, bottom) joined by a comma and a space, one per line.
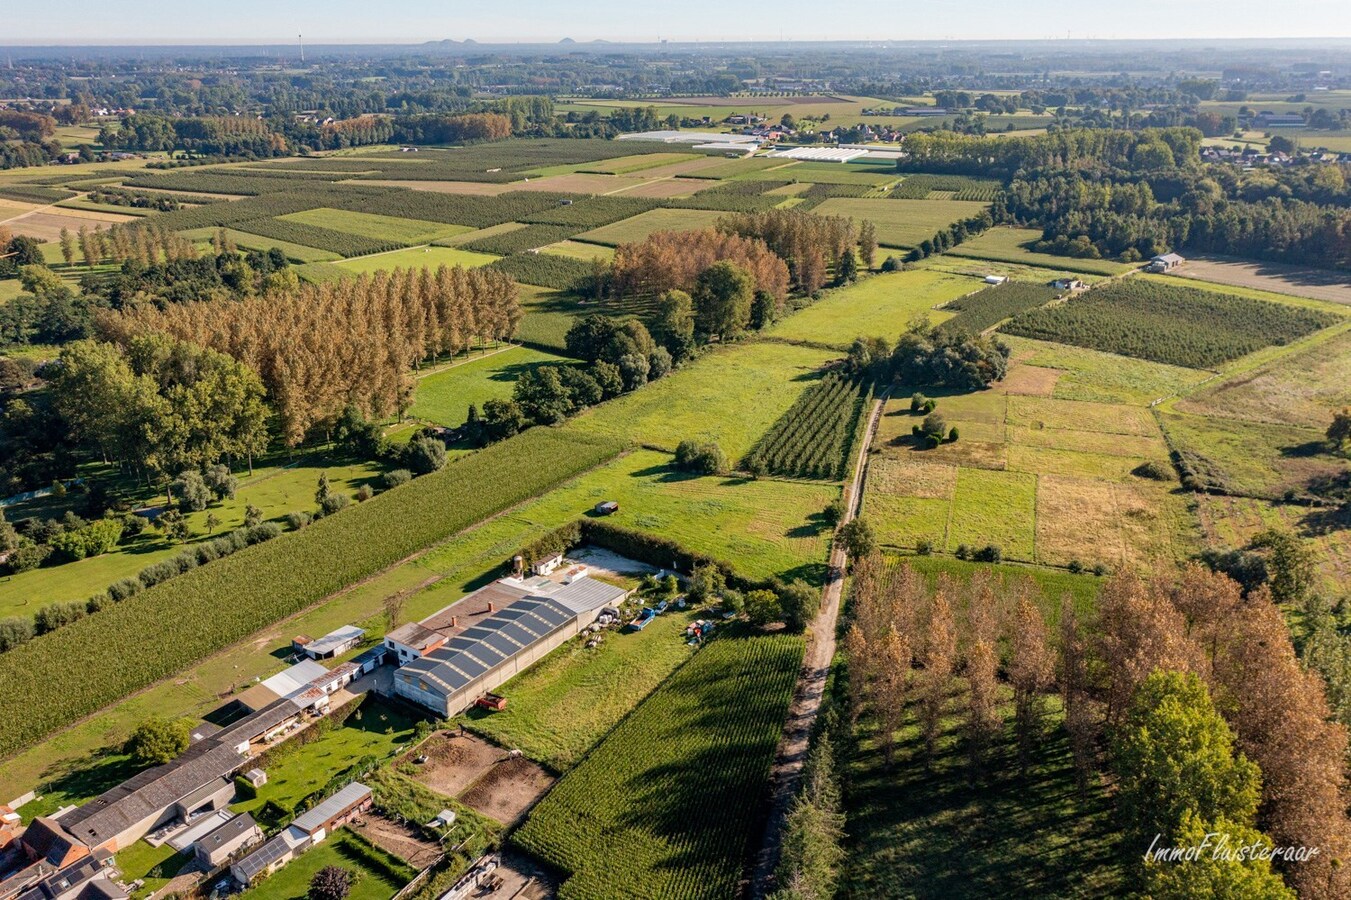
487, 602, 495, 612
450, 616, 458, 628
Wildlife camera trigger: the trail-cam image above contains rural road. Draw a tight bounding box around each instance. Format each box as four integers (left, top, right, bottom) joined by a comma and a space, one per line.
749, 388, 888, 898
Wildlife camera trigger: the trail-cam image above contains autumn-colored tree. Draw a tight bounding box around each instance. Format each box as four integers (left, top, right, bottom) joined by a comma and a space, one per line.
965, 637, 1001, 777
919, 591, 956, 764
1058, 596, 1098, 795
1096, 571, 1200, 725
1008, 596, 1054, 773
1210, 591, 1351, 900
716, 208, 857, 293
843, 623, 870, 728
58, 227, 76, 267
611, 228, 790, 302
859, 220, 879, 269
873, 625, 911, 767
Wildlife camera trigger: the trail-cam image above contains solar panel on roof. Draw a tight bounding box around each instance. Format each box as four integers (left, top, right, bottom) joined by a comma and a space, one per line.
461, 626, 496, 641
438, 667, 470, 691
499, 622, 536, 646
484, 631, 520, 656
454, 655, 488, 679
467, 641, 508, 665
445, 636, 477, 652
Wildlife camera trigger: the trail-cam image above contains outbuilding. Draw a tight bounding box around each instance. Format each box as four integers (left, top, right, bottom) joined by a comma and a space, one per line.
1146, 253, 1185, 273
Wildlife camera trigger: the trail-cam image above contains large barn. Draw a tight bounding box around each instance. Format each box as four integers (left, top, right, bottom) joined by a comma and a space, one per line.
391, 571, 628, 717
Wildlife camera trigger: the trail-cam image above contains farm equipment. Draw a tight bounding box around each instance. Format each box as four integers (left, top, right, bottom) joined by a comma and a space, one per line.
475, 693, 508, 712
654, 599, 669, 615
628, 607, 657, 631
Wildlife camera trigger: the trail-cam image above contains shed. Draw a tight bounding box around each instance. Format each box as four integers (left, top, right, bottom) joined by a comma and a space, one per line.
983, 275, 1007, 285
1146, 253, 1185, 273
594, 501, 619, 516
290, 783, 372, 840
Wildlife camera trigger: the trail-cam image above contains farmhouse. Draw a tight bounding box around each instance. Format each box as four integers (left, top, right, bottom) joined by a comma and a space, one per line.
193, 813, 261, 869
1051, 278, 1085, 290
1146, 252, 1185, 273
392, 571, 629, 717
0, 850, 124, 900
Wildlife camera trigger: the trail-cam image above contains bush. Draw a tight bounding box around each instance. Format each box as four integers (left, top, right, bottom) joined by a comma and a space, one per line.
108, 578, 142, 601
0, 617, 35, 652
49, 518, 124, 562
121, 513, 148, 538
320, 494, 351, 516
955, 544, 971, 560
86, 593, 111, 613
35, 601, 87, 635
1067, 559, 1084, 574
915, 538, 934, 556
775, 579, 819, 631
355, 484, 375, 502
910, 392, 928, 413
286, 511, 313, 531
744, 589, 783, 626
1092, 563, 1109, 577
382, 469, 413, 489
822, 498, 846, 526
139, 559, 180, 587
973, 544, 1003, 563
674, 439, 729, 476
948, 426, 960, 443
247, 522, 283, 544
403, 436, 448, 476
1132, 460, 1171, 481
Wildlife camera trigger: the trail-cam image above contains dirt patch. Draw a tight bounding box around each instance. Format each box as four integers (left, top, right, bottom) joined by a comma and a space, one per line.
459, 756, 556, 826
405, 731, 506, 797
1001, 364, 1061, 397
3, 208, 135, 240
350, 813, 441, 869
353, 179, 511, 196
490, 849, 559, 899
567, 546, 657, 579
1173, 256, 1351, 307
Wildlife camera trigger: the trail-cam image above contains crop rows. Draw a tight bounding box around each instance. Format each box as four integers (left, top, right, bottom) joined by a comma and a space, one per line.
0, 429, 626, 759
459, 223, 582, 255
487, 252, 594, 290
513, 632, 804, 900
0, 184, 75, 203
231, 216, 403, 257
795, 182, 871, 211
939, 281, 1060, 334
892, 173, 1003, 201
122, 170, 340, 196
329, 189, 574, 229
1000, 278, 1341, 369
351, 139, 683, 183
670, 180, 793, 212
743, 372, 867, 480
520, 196, 659, 228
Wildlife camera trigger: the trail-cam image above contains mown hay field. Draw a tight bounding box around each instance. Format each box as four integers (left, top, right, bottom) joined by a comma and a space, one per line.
767, 270, 974, 348
810, 197, 992, 249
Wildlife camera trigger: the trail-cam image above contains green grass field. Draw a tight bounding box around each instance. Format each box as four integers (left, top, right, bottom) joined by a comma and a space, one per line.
242, 833, 414, 900
566, 340, 838, 461
332, 245, 499, 276
767, 270, 976, 348
810, 197, 992, 249
463, 608, 697, 771
945, 227, 1134, 276
234, 696, 422, 826
279, 208, 474, 245
999, 335, 1213, 406
408, 345, 574, 428
579, 152, 703, 174
577, 207, 726, 246
0, 454, 386, 621
541, 239, 616, 262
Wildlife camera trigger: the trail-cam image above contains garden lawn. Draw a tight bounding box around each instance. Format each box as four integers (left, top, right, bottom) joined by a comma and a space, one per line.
810, 198, 992, 249
233, 696, 423, 827
409, 345, 575, 428
566, 341, 837, 461
242, 833, 414, 900
279, 208, 474, 245
333, 245, 499, 276
768, 270, 976, 348
463, 608, 697, 771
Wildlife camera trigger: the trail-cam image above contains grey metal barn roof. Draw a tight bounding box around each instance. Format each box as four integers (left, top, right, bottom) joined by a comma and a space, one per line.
401, 597, 574, 697
290, 782, 371, 834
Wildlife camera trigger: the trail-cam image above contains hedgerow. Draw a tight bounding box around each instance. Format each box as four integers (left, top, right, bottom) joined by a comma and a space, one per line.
487, 252, 594, 290
0, 428, 626, 758
1000, 279, 1340, 368
743, 372, 868, 480
513, 630, 804, 900
670, 180, 793, 212
0, 184, 75, 203
938, 281, 1059, 334
459, 223, 581, 255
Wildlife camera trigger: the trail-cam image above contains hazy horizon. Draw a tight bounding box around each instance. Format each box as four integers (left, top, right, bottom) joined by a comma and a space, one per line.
9, 0, 1351, 46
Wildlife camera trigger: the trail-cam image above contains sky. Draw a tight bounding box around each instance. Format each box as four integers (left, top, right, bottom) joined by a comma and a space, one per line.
8, 0, 1351, 44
